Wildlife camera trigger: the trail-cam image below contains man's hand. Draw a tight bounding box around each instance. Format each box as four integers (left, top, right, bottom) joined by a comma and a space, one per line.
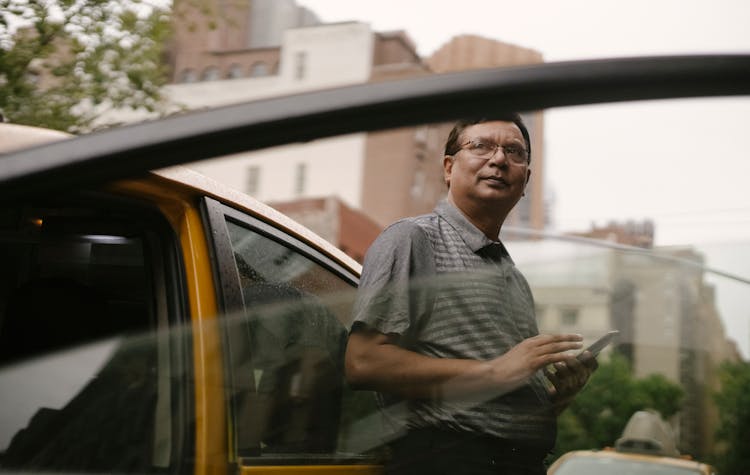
544, 350, 598, 413
487, 334, 585, 394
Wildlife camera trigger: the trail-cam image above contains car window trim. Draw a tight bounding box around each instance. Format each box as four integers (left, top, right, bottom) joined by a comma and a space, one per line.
220, 204, 360, 288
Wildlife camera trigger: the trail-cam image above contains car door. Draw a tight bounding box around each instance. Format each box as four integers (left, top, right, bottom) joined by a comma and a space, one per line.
201, 197, 383, 473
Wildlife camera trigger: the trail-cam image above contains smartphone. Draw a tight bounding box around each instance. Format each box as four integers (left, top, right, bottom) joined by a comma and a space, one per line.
580, 330, 619, 358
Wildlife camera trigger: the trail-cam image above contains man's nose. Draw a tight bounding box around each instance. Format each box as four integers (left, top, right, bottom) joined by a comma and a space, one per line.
487, 148, 508, 166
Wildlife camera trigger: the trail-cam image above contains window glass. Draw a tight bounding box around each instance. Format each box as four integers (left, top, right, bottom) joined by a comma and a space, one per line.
0, 200, 180, 473
227, 63, 244, 79
250, 62, 269, 77
183, 97, 750, 471
223, 219, 382, 461
202, 66, 220, 81
179, 68, 197, 83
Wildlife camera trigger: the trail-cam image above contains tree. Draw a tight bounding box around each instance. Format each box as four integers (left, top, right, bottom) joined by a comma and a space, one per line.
0, 0, 171, 133
712, 360, 750, 474
551, 354, 684, 459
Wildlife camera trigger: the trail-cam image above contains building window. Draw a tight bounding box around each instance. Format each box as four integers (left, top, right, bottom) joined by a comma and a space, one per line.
227, 63, 244, 79
202, 66, 220, 81
561, 307, 579, 326
179, 68, 197, 83
294, 163, 307, 195
247, 166, 261, 195
294, 51, 306, 80
250, 61, 269, 77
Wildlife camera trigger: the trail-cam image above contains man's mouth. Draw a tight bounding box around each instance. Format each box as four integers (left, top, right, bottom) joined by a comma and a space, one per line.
482, 176, 509, 186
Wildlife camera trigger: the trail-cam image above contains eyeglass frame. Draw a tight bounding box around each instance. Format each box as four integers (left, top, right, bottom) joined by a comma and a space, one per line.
454, 138, 529, 165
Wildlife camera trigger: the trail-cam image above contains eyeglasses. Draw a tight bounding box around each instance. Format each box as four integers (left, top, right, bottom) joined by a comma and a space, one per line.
456, 139, 528, 164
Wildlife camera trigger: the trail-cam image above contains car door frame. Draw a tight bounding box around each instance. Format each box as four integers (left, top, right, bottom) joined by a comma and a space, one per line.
201, 197, 376, 473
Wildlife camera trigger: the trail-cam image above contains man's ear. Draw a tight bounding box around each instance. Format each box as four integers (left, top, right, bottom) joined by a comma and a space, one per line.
443, 155, 454, 188
523, 168, 531, 196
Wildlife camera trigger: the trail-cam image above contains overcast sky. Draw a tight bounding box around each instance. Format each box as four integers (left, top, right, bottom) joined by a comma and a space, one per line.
298, 0, 750, 60
297, 0, 750, 240
299, 0, 750, 358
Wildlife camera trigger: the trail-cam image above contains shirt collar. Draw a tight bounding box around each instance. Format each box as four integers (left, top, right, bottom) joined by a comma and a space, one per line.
435, 199, 499, 253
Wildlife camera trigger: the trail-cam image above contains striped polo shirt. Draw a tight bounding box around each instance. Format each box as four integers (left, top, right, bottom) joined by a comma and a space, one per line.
353, 199, 556, 449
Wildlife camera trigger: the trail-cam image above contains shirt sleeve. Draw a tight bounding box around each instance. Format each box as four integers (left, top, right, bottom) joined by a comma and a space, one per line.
351, 219, 435, 338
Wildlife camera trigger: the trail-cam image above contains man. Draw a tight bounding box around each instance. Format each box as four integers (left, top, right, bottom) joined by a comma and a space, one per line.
345, 116, 597, 475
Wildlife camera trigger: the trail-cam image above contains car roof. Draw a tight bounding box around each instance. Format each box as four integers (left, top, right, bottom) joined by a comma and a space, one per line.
151, 166, 362, 274
0, 55, 748, 202
0, 123, 71, 153
554, 449, 715, 474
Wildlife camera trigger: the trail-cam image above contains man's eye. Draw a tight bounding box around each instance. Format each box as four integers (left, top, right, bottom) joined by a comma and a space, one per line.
505, 146, 521, 155
471, 141, 493, 152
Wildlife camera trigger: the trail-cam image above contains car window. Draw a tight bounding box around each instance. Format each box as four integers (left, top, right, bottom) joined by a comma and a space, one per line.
203, 200, 383, 464
184, 96, 747, 471
0, 196, 189, 473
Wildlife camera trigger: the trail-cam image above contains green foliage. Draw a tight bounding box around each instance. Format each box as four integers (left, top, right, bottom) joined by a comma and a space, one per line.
552, 354, 684, 459
712, 360, 750, 474
0, 0, 171, 133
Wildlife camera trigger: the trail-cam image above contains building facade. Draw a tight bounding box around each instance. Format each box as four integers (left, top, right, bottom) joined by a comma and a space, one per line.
158, 0, 549, 235
510, 233, 739, 459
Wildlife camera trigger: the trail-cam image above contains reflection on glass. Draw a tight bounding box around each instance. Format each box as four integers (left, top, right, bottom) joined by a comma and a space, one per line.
186, 99, 748, 470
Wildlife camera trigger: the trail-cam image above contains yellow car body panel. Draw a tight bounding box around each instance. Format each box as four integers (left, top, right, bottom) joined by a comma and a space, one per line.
109, 176, 229, 475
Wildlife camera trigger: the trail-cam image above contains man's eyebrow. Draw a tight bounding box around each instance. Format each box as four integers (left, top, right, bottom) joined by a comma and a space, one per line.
469, 135, 524, 144
466, 135, 494, 142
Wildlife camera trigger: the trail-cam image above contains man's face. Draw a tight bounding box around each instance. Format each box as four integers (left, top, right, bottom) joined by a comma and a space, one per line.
444, 121, 531, 213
